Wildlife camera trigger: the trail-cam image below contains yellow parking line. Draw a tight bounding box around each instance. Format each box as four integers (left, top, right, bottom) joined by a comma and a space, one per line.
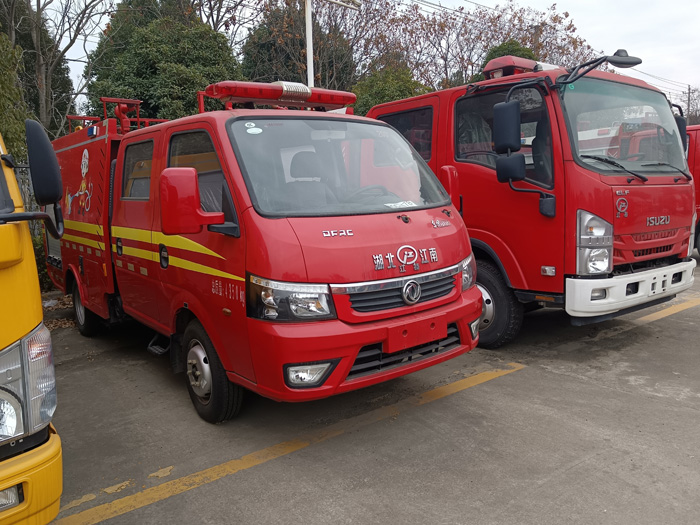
633, 297, 700, 324
56, 362, 525, 525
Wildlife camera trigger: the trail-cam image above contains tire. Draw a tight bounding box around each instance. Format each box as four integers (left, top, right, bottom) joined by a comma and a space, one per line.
72, 281, 101, 336
476, 260, 524, 349
183, 320, 243, 424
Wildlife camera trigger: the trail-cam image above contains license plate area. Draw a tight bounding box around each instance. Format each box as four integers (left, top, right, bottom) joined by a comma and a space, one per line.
385, 314, 447, 353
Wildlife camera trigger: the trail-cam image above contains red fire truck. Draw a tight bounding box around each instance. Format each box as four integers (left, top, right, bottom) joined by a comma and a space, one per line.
45, 81, 482, 423
368, 51, 696, 348
685, 124, 700, 250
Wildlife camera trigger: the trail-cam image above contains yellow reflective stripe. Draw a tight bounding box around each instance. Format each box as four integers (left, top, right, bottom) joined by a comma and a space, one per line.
153, 232, 224, 260
111, 226, 151, 244
64, 219, 104, 237
111, 226, 224, 260
169, 256, 243, 281
63, 233, 105, 251
113, 244, 157, 262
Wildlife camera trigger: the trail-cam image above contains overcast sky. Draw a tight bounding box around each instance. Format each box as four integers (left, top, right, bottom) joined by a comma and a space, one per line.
440, 0, 700, 106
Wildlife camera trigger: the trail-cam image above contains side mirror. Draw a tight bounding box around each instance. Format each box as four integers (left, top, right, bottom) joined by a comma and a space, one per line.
675, 115, 687, 153
438, 165, 461, 213
493, 100, 521, 154
160, 167, 224, 235
496, 153, 526, 183
25, 119, 62, 205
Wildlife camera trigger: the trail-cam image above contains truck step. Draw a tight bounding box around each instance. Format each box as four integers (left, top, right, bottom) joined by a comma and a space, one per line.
147, 333, 170, 356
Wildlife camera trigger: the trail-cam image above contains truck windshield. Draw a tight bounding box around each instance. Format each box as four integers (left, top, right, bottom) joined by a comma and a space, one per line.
562, 77, 687, 176
228, 117, 449, 217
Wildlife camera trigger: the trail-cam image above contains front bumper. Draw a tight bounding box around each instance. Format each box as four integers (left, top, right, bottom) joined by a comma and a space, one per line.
0, 424, 62, 525
565, 259, 696, 318
235, 287, 483, 402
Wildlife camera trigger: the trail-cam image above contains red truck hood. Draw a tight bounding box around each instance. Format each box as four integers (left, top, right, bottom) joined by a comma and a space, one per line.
609, 181, 694, 263
286, 207, 469, 284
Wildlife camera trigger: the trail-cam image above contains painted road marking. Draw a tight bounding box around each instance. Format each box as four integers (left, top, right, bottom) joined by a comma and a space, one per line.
56, 362, 525, 525
633, 297, 700, 324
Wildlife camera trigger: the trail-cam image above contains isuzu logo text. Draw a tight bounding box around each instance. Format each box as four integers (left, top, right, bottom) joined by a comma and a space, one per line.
372, 245, 438, 273
647, 216, 670, 227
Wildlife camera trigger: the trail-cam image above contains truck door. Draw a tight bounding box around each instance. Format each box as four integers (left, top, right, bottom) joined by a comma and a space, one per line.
156, 125, 254, 381
451, 87, 565, 294
111, 133, 167, 329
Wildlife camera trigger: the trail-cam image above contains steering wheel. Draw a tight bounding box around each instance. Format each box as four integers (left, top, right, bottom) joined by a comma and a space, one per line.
344, 185, 390, 200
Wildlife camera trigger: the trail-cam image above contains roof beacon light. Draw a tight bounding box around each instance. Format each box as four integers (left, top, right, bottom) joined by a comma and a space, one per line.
204, 80, 356, 110
483, 56, 538, 80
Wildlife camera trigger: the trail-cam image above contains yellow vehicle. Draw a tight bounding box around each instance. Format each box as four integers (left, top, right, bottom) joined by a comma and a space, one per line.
0, 121, 64, 524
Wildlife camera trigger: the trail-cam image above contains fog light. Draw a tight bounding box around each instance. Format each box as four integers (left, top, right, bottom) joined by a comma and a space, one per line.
590, 289, 607, 301
0, 484, 22, 512
285, 361, 337, 388
469, 319, 479, 339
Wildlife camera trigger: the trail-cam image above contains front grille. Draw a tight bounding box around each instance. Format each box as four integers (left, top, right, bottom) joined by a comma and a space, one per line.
633, 244, 673, 257
349, 274, 455, 313
347, 324, 460, 379
613, 255, 681, 275
625, 229, 681, 242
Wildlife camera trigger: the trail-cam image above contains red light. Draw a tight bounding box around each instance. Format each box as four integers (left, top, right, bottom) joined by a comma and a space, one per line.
483, 56, 537, 80
204, 81, 356, 110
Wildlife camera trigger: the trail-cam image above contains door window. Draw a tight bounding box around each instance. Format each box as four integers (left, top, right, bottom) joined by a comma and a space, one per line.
455, 88, 553, 188
122, 141, 154, 199
378, 107, 434, 161
169, 131, 226, 213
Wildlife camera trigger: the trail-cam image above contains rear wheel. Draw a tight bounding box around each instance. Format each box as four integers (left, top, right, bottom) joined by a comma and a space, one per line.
72, 281, 101, 336
476, 260, 523, 349
184, 320, 243, 423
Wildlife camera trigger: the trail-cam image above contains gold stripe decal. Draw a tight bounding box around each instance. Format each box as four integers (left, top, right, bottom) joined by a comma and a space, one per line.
169, 256, 243, 281
65, 219, 104, 237
111, 226, 224, 259
153, 232, 224, 259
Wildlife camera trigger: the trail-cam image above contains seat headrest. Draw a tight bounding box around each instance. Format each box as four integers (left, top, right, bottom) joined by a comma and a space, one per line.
290, 151, 321, 180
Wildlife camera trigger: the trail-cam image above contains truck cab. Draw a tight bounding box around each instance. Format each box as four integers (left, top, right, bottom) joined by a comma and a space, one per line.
0, 122, 63, 524
47, 81, 483, 423
368, 53, 696, 348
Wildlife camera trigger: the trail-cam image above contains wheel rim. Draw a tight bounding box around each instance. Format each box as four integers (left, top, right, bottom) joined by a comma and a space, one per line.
186, 340, 213, 403
477, 283, 495, 332
74, 287, 85, 326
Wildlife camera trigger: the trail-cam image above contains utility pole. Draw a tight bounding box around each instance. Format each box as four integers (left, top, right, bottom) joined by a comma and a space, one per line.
304, 0, 361, 87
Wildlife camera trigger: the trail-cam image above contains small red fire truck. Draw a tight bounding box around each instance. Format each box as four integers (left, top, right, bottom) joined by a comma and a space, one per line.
45, 81, 482, 423
368, 51, 696, 348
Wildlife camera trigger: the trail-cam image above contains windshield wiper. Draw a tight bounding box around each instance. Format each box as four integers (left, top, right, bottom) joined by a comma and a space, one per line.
581, 155, 649, 182
641, 162, 692, 181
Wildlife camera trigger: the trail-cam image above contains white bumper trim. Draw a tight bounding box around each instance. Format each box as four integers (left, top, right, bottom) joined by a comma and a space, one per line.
565, 259, 696, 317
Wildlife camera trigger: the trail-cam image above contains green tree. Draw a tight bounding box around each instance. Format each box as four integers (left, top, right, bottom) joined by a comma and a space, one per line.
0, 32, 31, 157
86, 16, 240, 119
241, 1, 355, 91
352, 64, 430, 116
0, 3, 74, 136
467, 40, 537, 83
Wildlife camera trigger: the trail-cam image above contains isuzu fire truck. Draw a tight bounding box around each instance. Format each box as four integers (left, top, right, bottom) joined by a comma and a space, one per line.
368, 51, 696, 348
1, 121, 64, 524
45, 82, 483, 423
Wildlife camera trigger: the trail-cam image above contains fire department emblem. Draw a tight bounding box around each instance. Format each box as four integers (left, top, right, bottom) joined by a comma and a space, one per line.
616, 198, 628, 218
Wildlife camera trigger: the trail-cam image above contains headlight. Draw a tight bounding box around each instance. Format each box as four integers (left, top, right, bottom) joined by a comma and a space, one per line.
0, 324, 56, 445
688, 213, 696, 257
247, 275, 337, 321
577, 210, 613, 275
461, 254, 476, 291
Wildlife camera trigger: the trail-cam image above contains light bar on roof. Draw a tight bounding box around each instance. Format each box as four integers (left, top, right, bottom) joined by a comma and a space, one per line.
204, 81, 356, 110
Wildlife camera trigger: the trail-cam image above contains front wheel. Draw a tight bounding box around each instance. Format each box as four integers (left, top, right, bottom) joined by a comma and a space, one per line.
476, 261, 523, 349
183, 320, 243, 423
72, 281, 101, 336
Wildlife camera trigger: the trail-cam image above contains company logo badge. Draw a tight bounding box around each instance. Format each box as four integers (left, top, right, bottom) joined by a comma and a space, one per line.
397, 245, 419, 265
616, 198, 629, 218
401, 280, 422, 305
646, 216, 670, 227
